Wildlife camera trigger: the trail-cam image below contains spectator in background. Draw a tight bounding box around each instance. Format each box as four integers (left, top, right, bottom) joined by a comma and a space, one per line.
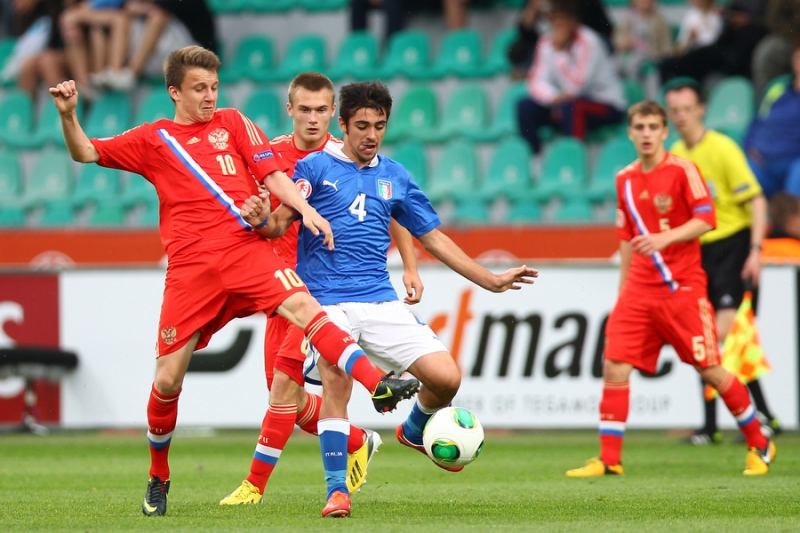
675, 0, 723, 54
613, 0, 672, 80
507, 0, 613, 77
762, 192, 800, 260
16, 0, 73, 99
350, 0, 404, 45
744, 43, 800, 198
106, 0, 217, 91
751, 0, 800, 99
60, 0, 130, 96
516, 0, 625, 153
661, 0, 768, 83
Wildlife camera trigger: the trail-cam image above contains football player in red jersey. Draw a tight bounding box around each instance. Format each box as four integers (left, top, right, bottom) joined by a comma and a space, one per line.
49, 47, 420, 517
220, 73, 423, 505
566, 101, 776, 477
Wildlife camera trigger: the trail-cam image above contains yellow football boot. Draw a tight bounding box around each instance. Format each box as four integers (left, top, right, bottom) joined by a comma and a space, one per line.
219, 480, 262, 505
743, 440, 777, 476
347, 429, 382, 493
566, 457, 624, 477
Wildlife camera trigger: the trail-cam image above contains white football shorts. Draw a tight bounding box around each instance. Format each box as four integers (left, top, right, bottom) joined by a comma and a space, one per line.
304, 300, 447, 384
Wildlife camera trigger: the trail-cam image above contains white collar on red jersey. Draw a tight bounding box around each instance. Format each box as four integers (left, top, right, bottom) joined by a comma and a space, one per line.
323, 140, 379, 167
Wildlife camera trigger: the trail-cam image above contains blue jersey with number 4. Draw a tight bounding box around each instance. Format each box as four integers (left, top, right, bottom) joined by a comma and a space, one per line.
292, 142, 440, 305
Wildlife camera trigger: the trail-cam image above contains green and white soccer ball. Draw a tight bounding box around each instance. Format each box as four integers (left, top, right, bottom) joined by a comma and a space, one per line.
422, 407, 484, 468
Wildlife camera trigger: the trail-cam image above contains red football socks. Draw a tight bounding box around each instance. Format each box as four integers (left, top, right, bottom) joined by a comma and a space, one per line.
146, 383, 180, 480
296, 392, 365, 453
598, 380, 629, 466
303, 312, 382, 393
246, 404, 297, 493
717, 373, 768, 449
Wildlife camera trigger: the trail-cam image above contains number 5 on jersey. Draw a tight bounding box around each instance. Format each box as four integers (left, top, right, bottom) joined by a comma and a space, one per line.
349, 193, 367, 222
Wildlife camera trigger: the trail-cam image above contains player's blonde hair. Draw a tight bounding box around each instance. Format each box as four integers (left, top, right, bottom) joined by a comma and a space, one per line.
628, 100, 667, 126
163, 46, 221, 94
288, 73, 335, 105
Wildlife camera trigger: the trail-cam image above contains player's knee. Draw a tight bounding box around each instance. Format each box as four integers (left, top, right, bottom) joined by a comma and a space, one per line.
425, 370, 461, 402
270, 371, 300, 405
153, 373, 183, 395
602, 359, 631, 382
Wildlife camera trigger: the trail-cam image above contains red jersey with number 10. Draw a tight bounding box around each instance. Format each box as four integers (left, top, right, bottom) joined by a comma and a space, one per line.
91, 108, 288, 258
268, 132, 341, 267
615, 152, 716, 291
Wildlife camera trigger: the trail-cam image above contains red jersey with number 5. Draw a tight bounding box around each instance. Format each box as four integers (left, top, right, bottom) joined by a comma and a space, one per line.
268, 132, 341, 267
90, 108, 288, 258
615, 152, 716, 291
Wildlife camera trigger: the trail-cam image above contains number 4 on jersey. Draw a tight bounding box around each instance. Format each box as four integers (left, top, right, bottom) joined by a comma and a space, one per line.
349, 193, 367, 222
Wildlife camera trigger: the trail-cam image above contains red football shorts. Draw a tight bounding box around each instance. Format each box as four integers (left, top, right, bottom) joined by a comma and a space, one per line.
264, 314, 308, 388
156, 238, 308, 357
604, 284, 720, 373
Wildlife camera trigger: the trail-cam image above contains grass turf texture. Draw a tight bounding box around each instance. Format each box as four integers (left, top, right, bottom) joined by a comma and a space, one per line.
0, 430, 798, 532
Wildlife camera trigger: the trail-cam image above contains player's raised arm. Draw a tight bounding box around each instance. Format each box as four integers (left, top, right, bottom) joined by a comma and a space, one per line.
390, 218, 424, 304
49, 80, 99, 163
417, 228, 538, 292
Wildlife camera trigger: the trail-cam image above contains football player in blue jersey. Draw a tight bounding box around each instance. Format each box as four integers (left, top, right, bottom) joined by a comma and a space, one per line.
241, 81, 538, 518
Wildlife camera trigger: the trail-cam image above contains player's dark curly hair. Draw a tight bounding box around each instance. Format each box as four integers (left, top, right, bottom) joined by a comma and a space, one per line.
163, 45, 220, 95
338, 82, 393, 127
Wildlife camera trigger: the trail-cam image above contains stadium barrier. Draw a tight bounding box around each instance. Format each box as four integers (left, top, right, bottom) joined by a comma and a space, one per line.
0, 265, 797, 430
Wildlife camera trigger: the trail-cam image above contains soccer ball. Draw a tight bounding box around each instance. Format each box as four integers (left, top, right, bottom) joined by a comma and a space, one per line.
422, 407, 484, 468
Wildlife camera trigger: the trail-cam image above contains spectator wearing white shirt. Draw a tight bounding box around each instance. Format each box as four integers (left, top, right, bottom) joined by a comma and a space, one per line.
516, 0, 626, 153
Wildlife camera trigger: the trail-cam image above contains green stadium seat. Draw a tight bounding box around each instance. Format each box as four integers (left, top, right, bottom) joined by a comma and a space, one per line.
427, 139, 478, 203
553, 198, 594, 224
0, 205, 25, 227
244, 0, 295, 12
478, 137, 532, 201
0, 151, 22, 207
135, 90, 174, 124
427, 29, 484, 79
38, 201, 75, 227
390, 140, 428, 189
270, 34, 327, 82
420, 84, 488, 143
588, 79, 641, 142
499, 0, 527, 6
623, 78, 646, 107
84, 92, 131, 139
216, 90, 232, 109
469, 82, 528, 142
20, 150, 74, 210
24, 98, 85, 148
480, 29, 518, 77
206, 0, 247, 13
327, 32, 380, 81
136, 203, 160, 227
0, 90, 34, 148
504, 200, 542, 224
72, 164, 122, 208
219, 35, 274, 83
706, 77, 754, 143
297, 0, 349, 11
383, 85, 437, 144
377, 31, 432, 80
585, 137, 637, 202
0, 38, 16, 87
243, 88, 287, 141
88, 202, 126, 226
451, 198, 489, 225
120, 176, 158, 209
531, 138, 588, 201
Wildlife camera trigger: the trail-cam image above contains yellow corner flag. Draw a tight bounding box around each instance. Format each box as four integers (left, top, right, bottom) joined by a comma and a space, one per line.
704, 290, 772, 401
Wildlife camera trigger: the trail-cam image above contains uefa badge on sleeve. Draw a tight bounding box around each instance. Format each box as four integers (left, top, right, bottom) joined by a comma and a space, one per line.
377, 179, 393, 200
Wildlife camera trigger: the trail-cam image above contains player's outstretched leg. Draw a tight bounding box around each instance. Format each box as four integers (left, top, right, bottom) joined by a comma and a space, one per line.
302, 312, 420, 412
142, 476, 170, 516
567, 380, 628, 477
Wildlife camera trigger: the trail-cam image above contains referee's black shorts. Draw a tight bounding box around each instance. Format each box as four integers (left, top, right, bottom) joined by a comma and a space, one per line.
701, 228, 758, 312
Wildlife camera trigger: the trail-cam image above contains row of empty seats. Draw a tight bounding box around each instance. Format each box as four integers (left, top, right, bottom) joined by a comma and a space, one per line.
218, 29, 517, 83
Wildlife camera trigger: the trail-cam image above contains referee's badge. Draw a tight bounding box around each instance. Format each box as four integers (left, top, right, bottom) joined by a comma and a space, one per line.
377, 179, 393, 200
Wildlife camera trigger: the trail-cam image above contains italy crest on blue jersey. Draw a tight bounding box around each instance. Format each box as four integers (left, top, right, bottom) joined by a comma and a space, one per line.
292, 141, 441, 305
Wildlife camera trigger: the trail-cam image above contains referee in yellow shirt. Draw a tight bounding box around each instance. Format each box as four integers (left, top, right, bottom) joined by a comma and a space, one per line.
665, 79, 781, 444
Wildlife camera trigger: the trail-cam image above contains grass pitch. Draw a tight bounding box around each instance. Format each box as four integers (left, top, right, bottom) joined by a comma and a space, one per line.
0, 429, 797, 532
